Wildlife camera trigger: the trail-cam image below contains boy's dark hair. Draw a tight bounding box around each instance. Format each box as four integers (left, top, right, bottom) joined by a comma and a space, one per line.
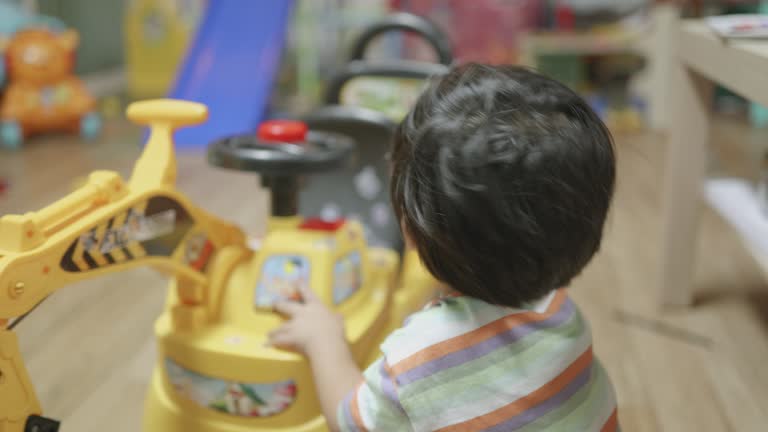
390, 63, 615, 307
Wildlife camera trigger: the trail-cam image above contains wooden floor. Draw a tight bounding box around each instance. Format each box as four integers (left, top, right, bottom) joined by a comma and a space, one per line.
1, 117, 767, 431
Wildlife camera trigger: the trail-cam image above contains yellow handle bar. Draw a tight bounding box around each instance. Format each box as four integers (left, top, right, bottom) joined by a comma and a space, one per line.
126, 99, 208, 128
127, 99, 209, 191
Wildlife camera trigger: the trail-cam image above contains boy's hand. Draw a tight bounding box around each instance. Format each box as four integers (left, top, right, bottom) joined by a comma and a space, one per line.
268, 285, 346, 357
269, 286, 362, 431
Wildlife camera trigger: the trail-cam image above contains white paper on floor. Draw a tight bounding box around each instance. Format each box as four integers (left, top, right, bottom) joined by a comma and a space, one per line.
704, 178, 768, 267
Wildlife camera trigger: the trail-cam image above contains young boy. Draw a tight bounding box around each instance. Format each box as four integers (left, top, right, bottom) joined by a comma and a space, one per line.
268, 64, 618, 431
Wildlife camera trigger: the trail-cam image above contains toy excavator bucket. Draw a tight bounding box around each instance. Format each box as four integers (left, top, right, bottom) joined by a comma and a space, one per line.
127, 99, 209, 190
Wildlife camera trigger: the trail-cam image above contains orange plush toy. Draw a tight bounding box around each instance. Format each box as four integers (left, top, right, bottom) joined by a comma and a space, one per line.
0, 29, 101, 149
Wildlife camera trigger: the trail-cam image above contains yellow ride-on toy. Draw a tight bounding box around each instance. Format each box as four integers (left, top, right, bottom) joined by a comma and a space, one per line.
0, 99, 437, 432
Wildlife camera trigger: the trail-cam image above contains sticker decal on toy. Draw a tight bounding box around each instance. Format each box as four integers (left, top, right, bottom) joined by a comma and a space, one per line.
370, 202, 391, 227
166, 358, 296, 417
60, 196, 194, 272
354, 166, 381, 201
184, 232, 214, 271
254, 255, 310, 308
142, 9, 167, 42
320, 202, 341, 222
333, 251, 362, 304
340, 77, 426, 121
85, 208, 176, 255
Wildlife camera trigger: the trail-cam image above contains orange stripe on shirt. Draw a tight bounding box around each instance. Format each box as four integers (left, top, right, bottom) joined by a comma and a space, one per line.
383, 361, 398, 390
350, 383, 368, 432
391, 289, 568, 376
434, 346, 594, 432
601, 408, 619, 432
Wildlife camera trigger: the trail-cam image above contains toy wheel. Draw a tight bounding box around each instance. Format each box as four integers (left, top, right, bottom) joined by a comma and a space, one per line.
80, 112, 102, 140
1, 121, 22, 150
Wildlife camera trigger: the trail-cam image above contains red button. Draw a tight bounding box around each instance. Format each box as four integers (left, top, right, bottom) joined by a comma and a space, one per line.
258, 120, 308, 144
300, 218, 346, 232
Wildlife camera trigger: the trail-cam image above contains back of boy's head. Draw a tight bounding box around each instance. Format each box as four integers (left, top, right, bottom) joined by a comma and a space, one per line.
390, 63, 615, 308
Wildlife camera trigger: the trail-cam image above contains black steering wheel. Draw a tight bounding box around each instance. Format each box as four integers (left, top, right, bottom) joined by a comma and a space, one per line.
348, 12, 453, 66
208, 121, 354, 217
208, 121, 354, 176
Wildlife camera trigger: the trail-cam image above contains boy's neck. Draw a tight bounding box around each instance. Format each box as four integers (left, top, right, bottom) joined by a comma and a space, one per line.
438, 284, 462, 298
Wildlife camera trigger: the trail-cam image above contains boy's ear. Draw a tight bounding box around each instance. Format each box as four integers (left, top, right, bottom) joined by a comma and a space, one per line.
56, 29, 79, 51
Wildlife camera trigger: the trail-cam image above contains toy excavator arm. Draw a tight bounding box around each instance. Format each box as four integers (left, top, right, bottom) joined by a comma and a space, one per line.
0, 100, 249, 432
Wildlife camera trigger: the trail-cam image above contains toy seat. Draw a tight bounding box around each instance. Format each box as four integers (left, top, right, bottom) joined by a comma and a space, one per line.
302, 105, 399, 250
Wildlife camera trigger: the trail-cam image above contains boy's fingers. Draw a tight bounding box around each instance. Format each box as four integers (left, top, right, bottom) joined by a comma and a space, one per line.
299, 285, 319, 303
267, 332, 295, 349
267, 324, 293, 343
273, 300, 301, 317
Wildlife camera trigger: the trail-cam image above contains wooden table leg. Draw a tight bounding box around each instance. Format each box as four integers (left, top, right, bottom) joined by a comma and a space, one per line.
646, 4, 678, 131
659, 60, 712, 307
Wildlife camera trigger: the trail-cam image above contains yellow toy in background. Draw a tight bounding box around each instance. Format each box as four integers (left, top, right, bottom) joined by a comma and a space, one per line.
0, 99, 437, 432
124, 0, 205, 98
0, 29, 101, 149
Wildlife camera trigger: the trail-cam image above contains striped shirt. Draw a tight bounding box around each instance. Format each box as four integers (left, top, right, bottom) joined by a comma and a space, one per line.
338, 289, 619, 431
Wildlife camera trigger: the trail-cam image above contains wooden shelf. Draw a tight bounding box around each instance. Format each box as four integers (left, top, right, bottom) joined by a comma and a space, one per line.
517, 5, 681, 131
520, 29, 646, 57
660, 17, 768, 306
678, 20, 768, 107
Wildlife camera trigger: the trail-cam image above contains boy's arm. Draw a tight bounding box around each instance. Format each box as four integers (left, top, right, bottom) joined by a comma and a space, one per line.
306, 338, 363, 432
269, 285, 410, 431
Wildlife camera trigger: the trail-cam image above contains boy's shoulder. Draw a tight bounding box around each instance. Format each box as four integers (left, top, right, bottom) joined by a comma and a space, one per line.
380, 289, 580, 367
367, 289, 616, 432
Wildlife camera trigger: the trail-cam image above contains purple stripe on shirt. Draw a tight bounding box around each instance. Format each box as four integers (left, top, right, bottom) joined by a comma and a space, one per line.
402, 313, 415, 327
379, 360, 406, 414
396, 298, 576, 387
341, 390, 362, 432
483, 364, 593, 432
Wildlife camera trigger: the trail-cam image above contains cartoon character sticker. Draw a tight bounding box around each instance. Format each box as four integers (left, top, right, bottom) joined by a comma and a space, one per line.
254, 255, 310, 308
333, 252, 362, 304
142, 9, 167, 42
340, 77, 426, 121
185, 232, 214, 271
166, 358, 296, 417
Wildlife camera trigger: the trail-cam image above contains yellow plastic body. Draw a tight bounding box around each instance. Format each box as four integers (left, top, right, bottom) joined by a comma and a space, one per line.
0, 99, 437, 431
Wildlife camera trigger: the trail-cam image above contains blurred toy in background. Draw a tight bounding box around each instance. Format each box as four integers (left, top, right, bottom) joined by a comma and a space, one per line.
99, 95, 125, 120
0, 29, 101, 149
124, 0, 206, 99
329, 12, 452, 121
270, 0, 390, 116
169, 1, 293, 147
584, 53, 646, 133
545, 0, 649, 30
0, 1, 65, 87
391, 0, 540, 64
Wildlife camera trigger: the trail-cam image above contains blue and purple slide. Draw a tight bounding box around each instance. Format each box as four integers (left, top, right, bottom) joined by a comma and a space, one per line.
169, 0, 294, 149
